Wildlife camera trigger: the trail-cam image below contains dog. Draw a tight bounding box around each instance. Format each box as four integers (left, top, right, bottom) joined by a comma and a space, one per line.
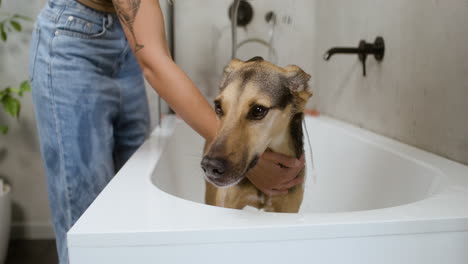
200, 56, 312, 213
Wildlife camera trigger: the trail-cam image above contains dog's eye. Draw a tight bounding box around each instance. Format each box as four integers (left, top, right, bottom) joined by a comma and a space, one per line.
214, 101, 224, 116
248, 105, 269, 120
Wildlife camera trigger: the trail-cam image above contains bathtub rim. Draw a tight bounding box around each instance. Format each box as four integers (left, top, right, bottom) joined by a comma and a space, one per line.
67, 114, 468, 248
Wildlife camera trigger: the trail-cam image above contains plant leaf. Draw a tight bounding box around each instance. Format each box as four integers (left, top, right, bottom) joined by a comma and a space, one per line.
10, 87, 21, 96
1, 87, 11, 95
20, 81, 31, 93
0, 23, 6, 42
12, 14, 32, 21
0, 125, 8, 134
1, 94, 21, 118
10, 20, 22, 32
0, 87, 9, 100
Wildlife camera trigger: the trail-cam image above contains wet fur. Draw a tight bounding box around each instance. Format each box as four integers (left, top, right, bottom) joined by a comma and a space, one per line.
203, 57, 312, 213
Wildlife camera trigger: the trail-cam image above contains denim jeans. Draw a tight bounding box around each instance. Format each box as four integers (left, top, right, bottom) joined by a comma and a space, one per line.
29, 0, 150, 263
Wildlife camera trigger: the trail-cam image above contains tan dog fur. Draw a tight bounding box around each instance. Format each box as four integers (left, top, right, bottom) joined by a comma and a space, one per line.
202, 57, 312, 213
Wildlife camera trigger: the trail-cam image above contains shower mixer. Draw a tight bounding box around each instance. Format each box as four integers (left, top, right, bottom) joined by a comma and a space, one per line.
323, 36, 385, 76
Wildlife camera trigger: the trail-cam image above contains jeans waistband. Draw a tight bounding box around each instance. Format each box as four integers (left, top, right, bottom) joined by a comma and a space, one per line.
44, 0, 116, 27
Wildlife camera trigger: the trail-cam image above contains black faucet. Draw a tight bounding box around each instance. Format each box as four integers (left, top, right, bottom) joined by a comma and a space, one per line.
323, 36, 385, 76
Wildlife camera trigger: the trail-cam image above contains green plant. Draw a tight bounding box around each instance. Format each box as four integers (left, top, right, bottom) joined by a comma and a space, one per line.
0, 0, 31, 134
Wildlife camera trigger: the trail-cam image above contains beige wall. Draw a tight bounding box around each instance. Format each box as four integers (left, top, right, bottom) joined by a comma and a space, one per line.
310, 0, 468, 165
0, 0, 170, 239
0, 0, 51, 239
174, 0, 316, 100
175, 0, 468, 166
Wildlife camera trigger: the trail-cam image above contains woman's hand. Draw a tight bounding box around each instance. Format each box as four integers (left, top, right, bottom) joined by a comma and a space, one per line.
247, 152, 305, 196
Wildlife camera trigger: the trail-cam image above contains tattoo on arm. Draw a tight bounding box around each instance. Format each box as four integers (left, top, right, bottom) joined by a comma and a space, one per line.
113, 0, 144, 52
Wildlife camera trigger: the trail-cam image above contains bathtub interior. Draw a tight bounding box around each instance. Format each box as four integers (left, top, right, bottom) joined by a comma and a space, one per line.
151, 116, 445, 213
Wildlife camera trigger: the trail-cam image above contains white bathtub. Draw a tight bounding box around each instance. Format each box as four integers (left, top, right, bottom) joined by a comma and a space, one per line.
68, 115, 468, 264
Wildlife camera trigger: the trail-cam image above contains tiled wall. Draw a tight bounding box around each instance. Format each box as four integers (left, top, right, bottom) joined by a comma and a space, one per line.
174, 0, 315, 99
0, 0, 52, 239
175, 0, 468, 165
310, 0, 468, 165
0, 0, 171, 239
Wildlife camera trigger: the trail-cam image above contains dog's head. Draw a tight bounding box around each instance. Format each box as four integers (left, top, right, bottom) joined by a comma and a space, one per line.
201, 57, 312, 187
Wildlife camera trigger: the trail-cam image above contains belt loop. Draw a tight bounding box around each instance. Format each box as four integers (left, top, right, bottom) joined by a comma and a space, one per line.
105, 14, 113, 29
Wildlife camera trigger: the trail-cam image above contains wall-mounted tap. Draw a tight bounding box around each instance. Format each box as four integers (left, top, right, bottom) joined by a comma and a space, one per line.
323, 36, 385, 76
228, 0, 254, 27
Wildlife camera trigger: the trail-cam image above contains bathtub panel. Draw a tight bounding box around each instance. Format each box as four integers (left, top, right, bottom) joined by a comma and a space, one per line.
69, 231, 468, 264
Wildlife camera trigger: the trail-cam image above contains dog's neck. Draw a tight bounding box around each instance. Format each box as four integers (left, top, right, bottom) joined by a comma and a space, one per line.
267, 113, 304, 159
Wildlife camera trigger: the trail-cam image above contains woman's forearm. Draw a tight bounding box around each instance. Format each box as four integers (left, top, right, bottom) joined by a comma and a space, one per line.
110, 0, 217, 142
142, 54, 218, 142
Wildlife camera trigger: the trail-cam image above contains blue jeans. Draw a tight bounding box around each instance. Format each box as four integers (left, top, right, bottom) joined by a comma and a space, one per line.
29, 0, 150, 263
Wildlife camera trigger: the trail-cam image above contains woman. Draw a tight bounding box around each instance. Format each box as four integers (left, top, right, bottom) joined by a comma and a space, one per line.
29, 0, 305, 263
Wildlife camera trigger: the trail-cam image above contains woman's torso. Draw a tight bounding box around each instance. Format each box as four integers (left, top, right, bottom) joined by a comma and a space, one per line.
75, 0, 115, 12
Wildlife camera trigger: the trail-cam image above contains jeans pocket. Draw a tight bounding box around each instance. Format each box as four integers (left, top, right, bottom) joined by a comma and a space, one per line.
28, 25, 41, 83
55, 12, 106, 39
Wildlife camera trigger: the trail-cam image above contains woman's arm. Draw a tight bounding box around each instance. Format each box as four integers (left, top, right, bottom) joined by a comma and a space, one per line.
111, 0, 304, 195
112, 0, 218, 141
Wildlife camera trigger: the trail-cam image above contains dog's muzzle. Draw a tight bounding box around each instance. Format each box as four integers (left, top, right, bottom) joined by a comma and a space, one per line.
201, 156, 227, 178
201, 156, 235, 186
202, 155, 253, 187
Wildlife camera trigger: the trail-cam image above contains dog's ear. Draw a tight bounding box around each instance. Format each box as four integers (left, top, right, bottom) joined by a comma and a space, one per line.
245, 56, 264, 62
283, 65, 311, 93
283, 65, 312, 100
224, 58, 243, 73
219, 59, 243, 89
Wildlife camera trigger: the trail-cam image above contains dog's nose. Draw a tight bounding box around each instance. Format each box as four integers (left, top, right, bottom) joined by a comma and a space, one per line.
201, 157, 227, 177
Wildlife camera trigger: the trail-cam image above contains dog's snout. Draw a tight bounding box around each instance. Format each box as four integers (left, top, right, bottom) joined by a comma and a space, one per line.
201, 157, 228, 177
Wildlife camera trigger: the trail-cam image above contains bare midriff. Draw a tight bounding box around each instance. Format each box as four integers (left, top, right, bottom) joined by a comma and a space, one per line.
76, 0, 115, 13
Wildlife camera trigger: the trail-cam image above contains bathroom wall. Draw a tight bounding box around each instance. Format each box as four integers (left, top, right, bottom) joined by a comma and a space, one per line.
174, 0, 315, 100
0, 0, 171, 239
0, 0, 51, 239
310, 0, 468, 165
175, 0, 468, 166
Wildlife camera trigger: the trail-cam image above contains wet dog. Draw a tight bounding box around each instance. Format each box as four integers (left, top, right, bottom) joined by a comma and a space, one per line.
201, 57, 312, 213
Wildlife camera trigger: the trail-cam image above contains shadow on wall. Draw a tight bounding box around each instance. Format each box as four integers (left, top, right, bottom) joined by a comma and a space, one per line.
0, 148, 6, 164
10, 203, 26, 238
0, 149, 27, 241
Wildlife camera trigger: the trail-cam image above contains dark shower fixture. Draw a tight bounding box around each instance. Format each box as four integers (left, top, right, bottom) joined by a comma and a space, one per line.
265, 11, 276, 23
228, 0, 254, 27
323, 36, 385, 76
